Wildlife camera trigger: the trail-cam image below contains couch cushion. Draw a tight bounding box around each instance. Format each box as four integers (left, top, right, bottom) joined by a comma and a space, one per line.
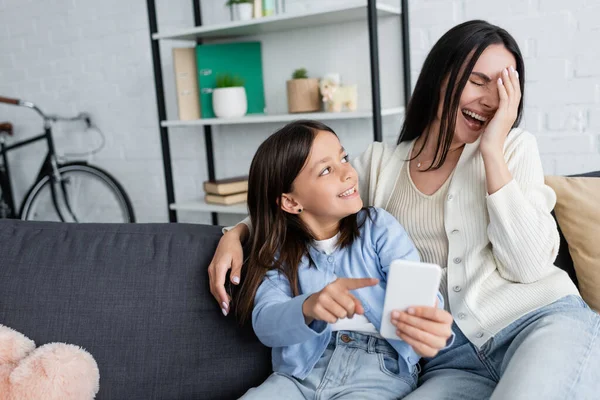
0, 220, 271, 400
546, 173, 600, 311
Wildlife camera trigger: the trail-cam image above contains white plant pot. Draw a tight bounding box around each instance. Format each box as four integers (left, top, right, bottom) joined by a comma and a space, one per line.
231, 3, 254, 21
213, 87, 248, 118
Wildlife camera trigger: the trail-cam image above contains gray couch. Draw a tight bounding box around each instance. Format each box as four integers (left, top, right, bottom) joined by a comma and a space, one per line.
0, 221, 270, 399
0, 173, 594, 399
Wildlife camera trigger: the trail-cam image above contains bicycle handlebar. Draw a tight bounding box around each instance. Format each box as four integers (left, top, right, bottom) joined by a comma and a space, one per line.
47, 112, 92, 127
0, 96, 20, 105
1, 95, 92, 126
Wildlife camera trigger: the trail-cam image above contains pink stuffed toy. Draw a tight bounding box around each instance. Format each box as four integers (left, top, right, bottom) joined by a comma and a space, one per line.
0, 324, 99, 400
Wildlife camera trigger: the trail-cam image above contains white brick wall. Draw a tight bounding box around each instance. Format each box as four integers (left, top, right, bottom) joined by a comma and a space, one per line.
409, 0, 600, 176
0, 0, 598, 223
0, 0, 166, 221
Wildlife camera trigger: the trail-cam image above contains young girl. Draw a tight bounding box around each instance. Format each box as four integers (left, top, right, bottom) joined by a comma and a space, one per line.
235, 120, 454, 399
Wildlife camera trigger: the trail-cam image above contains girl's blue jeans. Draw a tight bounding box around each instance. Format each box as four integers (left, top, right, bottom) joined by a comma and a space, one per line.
240, 330, 417, 399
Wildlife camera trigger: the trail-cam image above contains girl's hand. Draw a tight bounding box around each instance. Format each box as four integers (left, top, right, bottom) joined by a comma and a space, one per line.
208, 226, 246, 316
391, 306, 453, 358
480, 66, 521, 155
302, 278, 379, 324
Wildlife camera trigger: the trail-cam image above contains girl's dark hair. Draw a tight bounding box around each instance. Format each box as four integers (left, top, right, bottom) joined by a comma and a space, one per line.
398, 20, 525, 169
234, 120, 363, 324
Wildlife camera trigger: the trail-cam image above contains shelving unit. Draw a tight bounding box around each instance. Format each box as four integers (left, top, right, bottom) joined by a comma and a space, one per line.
161, 107, 405, 127
146, 0, 412, 223
170, 199, 248, 215
152, 2, 401, 41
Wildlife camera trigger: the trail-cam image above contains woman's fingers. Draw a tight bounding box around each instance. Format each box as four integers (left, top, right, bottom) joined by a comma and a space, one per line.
497, 74, 509, 107
509, 65, 521, 100
509, 66, 521, 118
230, 254, 243, 285
207, 232, 246, 315
502, 65, 521, 113
502, 68, 513, 99
208, 259, 231, 315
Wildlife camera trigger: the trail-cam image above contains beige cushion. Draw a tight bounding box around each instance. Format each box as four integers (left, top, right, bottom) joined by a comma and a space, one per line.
545, 175, 600, 311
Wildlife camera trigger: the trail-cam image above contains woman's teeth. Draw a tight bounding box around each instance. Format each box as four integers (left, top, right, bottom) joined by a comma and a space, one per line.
463, 109, 487, 122
339, 187, 356, 197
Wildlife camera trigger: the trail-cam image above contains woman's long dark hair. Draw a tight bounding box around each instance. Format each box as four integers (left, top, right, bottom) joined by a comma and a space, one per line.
234, 120, 363, 324
399, 20, 525, 169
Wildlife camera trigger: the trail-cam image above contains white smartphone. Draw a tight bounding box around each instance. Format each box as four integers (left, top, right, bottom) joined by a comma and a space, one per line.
380, 260, 442, 340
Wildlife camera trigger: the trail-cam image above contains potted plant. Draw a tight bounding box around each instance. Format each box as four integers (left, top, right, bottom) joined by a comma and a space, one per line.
286, 68, 321, 113
212, 73, 247, 118
225, 0, 254, 22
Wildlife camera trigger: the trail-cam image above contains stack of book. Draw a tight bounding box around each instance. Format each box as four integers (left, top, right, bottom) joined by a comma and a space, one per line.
204, 176, 248, 205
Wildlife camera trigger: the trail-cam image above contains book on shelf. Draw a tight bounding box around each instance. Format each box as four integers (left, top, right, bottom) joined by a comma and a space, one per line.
205, 192, 247, 206
203, 176, 248, 196
172, 48, 201, 120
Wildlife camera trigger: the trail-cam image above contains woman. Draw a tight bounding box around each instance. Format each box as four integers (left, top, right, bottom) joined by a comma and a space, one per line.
208, 20, 600, 398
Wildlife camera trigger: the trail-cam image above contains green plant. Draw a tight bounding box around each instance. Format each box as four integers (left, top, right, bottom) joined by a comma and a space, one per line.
292, 68, 308, 80
215, 73, 245, 88
225, 0, 254, 6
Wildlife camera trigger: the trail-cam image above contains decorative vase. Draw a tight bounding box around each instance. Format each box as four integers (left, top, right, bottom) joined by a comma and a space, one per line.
231, 3, 254, 21
212, 87, 248, 118
286, 78, 321, 113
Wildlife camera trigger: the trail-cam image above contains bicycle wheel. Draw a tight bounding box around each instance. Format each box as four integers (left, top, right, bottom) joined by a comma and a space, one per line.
20, 162, 135, 223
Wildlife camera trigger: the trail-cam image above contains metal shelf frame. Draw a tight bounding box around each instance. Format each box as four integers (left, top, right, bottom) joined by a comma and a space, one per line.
146, 0, 412, 223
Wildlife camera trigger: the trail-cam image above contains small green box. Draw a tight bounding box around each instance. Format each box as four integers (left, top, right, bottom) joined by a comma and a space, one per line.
196, 41, 266, 118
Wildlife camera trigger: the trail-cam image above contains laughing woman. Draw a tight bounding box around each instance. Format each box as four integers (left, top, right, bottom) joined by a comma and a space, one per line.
208, 20, 600, 399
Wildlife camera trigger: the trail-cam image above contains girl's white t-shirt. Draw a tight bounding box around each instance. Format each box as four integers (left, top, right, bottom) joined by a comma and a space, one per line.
312, 233, 379, 335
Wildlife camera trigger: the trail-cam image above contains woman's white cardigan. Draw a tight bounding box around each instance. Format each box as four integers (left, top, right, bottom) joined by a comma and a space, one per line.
353, 128, 579, 347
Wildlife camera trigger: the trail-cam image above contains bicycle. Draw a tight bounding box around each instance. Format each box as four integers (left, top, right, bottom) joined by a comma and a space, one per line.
0, 95, 135, 223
